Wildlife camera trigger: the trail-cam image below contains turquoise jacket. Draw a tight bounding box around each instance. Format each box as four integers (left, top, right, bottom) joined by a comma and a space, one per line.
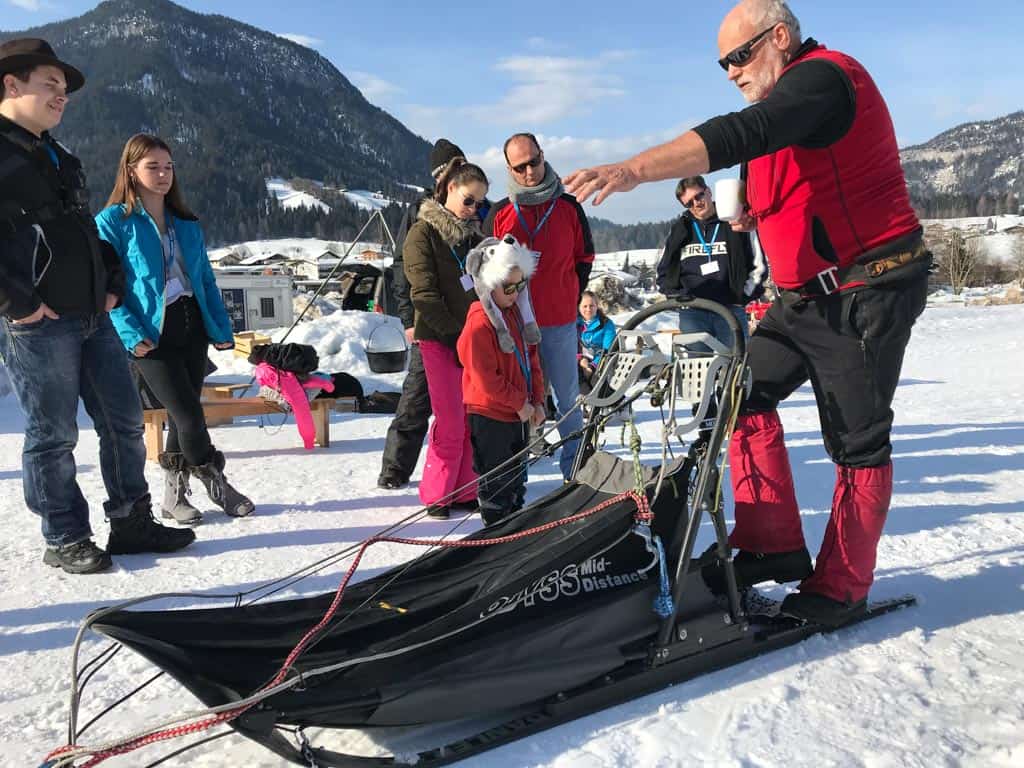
577, 314, 617, 365
95, 204, 234, 353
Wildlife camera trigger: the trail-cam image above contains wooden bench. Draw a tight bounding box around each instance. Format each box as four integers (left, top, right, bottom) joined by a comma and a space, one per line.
201, 382, 253, 426
142, 395, 357, 462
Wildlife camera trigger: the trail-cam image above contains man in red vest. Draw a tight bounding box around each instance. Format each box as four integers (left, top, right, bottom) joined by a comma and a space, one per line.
565, 0, 932, 627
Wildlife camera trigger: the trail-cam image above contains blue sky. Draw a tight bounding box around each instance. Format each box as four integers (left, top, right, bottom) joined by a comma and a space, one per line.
5, 0, 1022, 223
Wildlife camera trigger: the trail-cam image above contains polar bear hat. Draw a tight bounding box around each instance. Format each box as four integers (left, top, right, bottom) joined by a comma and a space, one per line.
466, 234, 542, 353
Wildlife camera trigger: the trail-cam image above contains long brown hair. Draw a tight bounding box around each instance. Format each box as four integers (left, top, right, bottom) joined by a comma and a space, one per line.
105, 133, 196, 220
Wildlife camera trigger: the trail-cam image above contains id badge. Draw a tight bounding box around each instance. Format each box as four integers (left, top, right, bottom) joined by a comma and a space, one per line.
460, 273, 475, 291
699, 261, 720, 276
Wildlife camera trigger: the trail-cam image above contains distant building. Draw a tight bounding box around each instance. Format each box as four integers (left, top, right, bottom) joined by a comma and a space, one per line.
214, 273, 294, 332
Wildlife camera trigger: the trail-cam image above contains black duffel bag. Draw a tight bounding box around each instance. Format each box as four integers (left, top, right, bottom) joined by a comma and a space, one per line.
248, 342, 319, 374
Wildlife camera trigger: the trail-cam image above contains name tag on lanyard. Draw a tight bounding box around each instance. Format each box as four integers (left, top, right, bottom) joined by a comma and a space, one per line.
449, 245, 475, 291
693, 220, 721, 276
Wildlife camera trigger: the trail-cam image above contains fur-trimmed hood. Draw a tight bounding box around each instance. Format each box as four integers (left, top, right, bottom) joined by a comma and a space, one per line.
416, 197, 481, 247
467, 235, 538, 291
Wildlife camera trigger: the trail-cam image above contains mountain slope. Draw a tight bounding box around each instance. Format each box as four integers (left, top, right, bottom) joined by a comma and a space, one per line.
901, 111, 1023, 217
1, 0, 431, 243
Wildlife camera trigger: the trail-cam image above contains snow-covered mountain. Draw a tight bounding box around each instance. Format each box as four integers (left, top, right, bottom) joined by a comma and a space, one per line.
902, 111, 1024, 216
0, 0, 430, 244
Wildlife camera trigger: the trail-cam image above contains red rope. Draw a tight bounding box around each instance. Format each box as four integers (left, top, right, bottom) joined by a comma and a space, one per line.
46, 489, 651, 766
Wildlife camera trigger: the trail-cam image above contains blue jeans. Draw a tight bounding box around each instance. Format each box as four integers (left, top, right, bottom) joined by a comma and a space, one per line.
0, 313, 149, 547
538, 321, 583, 480
677, 305, 749, 353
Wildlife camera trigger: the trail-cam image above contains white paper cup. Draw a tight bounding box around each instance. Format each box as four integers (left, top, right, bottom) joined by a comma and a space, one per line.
714, 178, 746, 222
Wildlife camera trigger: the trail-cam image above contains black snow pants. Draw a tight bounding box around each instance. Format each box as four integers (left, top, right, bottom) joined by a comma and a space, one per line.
742, 268, 929, 467
469, 413, 528, 526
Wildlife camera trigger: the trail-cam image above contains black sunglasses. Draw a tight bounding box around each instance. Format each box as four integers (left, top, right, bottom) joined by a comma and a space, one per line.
718, 26, 775, 71
501, 278, 527, 295
510, 155, 543, 174
462, 195, 486, 211
681, 188, 709, 209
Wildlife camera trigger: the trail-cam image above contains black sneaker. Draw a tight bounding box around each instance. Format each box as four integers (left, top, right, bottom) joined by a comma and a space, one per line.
449, 499, 479, 513
426, 505, 450, 519
700, 544, 813, 595
780, 591, 867, 628
43, 539, 113, 574
377, 472, 408, 490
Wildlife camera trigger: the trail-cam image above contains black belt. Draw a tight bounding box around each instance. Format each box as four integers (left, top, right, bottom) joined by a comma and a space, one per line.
783, 240, 929, 303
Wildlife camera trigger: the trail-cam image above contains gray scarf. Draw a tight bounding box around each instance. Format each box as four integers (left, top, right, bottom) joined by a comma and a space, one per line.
508, 161, 564, 206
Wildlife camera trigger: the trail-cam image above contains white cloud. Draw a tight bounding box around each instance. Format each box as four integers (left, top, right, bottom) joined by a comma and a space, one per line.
277, 33, 322, 48
349, 71, 404, 103
397, 49, 634, 137
463, 51, 632, 125
8, 0, 42, 9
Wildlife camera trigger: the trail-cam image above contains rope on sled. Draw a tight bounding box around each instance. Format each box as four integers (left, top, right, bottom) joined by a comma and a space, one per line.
42, 488, 652, 767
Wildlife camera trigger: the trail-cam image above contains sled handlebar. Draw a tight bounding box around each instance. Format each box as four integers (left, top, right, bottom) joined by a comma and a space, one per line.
614, 297, 747, 360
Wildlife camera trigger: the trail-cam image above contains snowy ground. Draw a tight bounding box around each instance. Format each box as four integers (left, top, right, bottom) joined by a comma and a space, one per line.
1, 299, 1022, 767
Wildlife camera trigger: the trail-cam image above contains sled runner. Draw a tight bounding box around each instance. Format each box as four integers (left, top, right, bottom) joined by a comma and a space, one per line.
43, 299, 915, 768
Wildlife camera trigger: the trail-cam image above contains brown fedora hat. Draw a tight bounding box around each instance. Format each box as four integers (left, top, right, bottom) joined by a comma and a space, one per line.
0, 38, 85, 94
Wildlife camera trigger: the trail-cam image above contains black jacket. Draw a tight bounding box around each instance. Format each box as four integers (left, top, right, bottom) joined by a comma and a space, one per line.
0, 115, 123, 320
656, 212, 766, 306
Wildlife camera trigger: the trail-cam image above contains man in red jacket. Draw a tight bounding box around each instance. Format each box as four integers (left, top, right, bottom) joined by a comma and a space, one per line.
484, 133, 594, 481
565, 0, 931, 627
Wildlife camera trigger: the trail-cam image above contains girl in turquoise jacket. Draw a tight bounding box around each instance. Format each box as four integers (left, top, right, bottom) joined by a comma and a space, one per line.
97, 133, 253, 522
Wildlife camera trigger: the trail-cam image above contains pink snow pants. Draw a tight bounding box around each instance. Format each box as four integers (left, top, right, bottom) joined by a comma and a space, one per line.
418, 340, 477, 507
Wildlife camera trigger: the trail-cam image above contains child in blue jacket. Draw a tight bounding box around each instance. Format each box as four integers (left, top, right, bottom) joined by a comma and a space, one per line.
97, 133, 254, 523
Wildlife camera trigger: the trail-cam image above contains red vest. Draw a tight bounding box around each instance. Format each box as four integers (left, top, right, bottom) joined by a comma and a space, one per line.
746, 46, 919, 289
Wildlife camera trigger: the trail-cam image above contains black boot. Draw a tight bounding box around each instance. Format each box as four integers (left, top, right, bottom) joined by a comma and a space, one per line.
106, 495, 196, 555
192, 449, 255, 517
781, 591, 867, 628
426, 504, 450, 519
43, 539, 112, 574
700, 543, 813, 595
157, 452, 202, 525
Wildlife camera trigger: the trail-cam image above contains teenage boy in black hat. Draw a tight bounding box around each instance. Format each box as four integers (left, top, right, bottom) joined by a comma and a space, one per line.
0, 38, 195, 573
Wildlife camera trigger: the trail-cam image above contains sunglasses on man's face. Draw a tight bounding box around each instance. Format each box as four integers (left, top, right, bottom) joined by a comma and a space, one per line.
681, 189, 709, 209
462, 195, 486, 211
510, 155, 543, 175
501, 278, 527, 295
718, 25, 775, 71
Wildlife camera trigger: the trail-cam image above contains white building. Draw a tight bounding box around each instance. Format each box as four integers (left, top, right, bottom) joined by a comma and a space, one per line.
214, 273, 293, 332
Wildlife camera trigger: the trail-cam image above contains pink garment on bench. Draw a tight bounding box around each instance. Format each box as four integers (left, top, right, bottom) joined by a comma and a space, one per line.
253, 363, 335, 449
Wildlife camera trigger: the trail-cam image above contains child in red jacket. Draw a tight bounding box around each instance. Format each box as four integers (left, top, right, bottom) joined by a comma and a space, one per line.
459, 236, 546, 525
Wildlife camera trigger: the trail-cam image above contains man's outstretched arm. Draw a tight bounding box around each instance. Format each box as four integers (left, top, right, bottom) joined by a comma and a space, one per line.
564, 132, 710, 206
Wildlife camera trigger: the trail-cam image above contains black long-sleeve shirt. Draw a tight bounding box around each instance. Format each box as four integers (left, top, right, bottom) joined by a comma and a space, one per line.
693, 40, 856, 172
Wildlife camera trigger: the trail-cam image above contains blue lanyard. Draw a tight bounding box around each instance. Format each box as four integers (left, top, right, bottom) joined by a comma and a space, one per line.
513, 198, 558, 248
509, 311, 532, 396
163, 216, 178, 272
448, 245, 466, 274
692, 221, 720, 262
